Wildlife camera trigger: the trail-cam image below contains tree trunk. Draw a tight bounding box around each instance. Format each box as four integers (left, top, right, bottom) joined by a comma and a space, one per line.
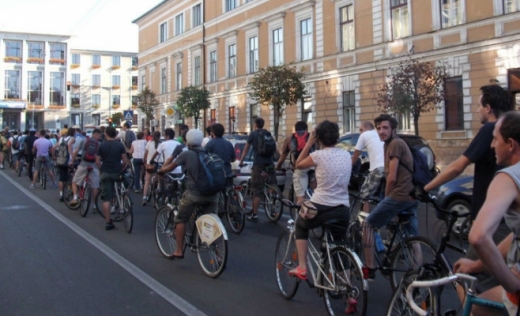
273, 103, 280, 141
414, 112, 420, 136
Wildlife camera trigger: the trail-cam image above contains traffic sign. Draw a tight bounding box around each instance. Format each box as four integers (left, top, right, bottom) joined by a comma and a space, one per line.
165, 105, 176, 118
123, 110, 133, 120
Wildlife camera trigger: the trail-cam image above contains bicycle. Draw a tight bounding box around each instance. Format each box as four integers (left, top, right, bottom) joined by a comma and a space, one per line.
17, 154, 26, 177
37, 156, 53, 190
154, 183, 229, 278
93, 171, 133, 233
240, 165, 283, 222
347, 193, 437, 291
63, 165, 81, 210
76, 166, 96, 217
275, 199, 368, 315
216, 178, 246, 234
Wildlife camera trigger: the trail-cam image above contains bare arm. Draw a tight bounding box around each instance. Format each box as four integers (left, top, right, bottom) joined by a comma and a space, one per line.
96, 155, 101, 170
121, 152, 129, 170
424, 155, 471, 192
159, 161, 178, 173
276, 137, 291, 169
385, 157, 399, 197
239, 142, 251, 165
296, 130, 317, 170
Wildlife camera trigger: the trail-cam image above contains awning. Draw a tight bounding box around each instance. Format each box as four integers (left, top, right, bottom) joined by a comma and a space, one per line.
0, 101, 26, 109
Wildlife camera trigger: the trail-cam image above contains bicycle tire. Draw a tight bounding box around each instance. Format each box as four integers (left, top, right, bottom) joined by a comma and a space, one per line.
348, 195, 362, 223
239, 180, 253, 215
264, 184, 283, 223
63, 180, 80, 210
346, 220, 363, 257
41, 167, 46, 189
389, 236, 437, 291
386, 270, 438, 316
154, 206, 177, 259
79, 183, 92, 217
93, 191, 102, 216
322, 247, 367, 316
274, 229, 299, 299
17, 157, 24, 177
122, 193, 133, 233
196, 221, 228, 278
226, 190, 245, 234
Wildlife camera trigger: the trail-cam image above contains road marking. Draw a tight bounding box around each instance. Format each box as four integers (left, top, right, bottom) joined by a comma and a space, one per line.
0, 172, 207, 316
1, 205, 29, 210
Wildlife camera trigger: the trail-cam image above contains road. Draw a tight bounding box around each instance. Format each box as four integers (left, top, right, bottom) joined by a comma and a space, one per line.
0, 169, 466, 315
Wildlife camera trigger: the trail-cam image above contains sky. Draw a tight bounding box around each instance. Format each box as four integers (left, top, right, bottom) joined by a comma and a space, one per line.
0, 0, 164, 52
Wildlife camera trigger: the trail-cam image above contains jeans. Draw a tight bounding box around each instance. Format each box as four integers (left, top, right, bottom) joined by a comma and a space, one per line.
366, 196, 419, 237
132, 158, 143, 190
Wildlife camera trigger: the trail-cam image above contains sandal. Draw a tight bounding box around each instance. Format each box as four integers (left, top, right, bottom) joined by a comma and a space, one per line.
288, 266, 307, 280
345, 298, 358, 314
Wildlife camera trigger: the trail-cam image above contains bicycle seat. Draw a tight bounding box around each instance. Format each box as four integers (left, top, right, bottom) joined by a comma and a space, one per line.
321, 219, 348, 230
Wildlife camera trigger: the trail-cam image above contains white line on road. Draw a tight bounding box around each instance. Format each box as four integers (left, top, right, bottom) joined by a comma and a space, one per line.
1, 172, 207, 316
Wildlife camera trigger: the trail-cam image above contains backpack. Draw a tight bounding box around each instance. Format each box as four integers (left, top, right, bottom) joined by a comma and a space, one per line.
82, 138, 99, 162
124, 130, 136, 149
398, 142, 433, 188
256, 129, 277, 157
56, 137, 70, 166
189, 148, 227, 196
11, 136, 19, 150
289, 131, 311, 162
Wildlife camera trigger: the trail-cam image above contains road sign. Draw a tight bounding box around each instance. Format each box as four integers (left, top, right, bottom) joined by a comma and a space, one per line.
123, 110, 133, 120
165, 105, 176, 118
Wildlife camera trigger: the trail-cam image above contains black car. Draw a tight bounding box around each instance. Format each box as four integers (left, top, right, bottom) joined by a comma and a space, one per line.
336, 133, 438, 189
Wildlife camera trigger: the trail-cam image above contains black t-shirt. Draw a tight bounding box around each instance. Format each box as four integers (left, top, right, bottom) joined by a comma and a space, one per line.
97, 139, 126, 173
247, 129, 274, 165
205, 137, 235, 177
25, 135, 37, 155
463, 122, 500, 218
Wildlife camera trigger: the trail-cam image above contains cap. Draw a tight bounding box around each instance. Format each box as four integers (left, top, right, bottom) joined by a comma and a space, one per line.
29, 128, 37, 132
186, 129, 203, 146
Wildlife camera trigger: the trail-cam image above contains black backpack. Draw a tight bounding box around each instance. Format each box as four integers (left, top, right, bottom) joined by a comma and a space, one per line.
124, 130, 136, 149
11, 136, 20, 150
189, 148, 227, 196
256, 129, 276, 157
399, 143, 433, 188
56, 137, 70, 166
82, 139, 99, 162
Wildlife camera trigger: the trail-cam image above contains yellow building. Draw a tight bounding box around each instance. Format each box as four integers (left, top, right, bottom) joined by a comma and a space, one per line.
133, 0, 520, 168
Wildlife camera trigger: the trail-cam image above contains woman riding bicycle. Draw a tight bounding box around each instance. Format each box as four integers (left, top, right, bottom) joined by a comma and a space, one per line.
289, 120, 352, 280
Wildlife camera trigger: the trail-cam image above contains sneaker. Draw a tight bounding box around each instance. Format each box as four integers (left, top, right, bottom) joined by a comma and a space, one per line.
29, 184, 35, 189
52, 182, 58, 188
247, 214, 258, 222
105, 222, 115, 231
362, 266, 376, 280
0, 164, 4, 170
70, 199, 79, 207
59, 197, 64, 202
134, 189, 140, 193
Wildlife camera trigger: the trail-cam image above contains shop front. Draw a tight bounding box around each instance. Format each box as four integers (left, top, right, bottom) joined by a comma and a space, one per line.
0, 100, 26, 131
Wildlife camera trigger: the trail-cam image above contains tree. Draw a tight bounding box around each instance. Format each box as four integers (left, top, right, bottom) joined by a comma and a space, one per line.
111, 112, 123, 127
176, 86, 211, 129
376, 56, 451, 135
136, 87, 160, 128
249, 64, 307, 140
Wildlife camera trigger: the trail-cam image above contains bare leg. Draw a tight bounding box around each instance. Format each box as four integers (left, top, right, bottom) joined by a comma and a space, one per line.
252, 196, 261, 215
103, 201, 111, 223
295, 239, 308, 271
363, 225, 375, 269
174, 222, 185, 257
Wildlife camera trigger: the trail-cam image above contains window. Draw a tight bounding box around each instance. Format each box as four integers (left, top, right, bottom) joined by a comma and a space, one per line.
71, 93, 80, 108
176, 62, 182, 90
71, 113, 82, 126
228, 44, 236, 78
273, 28, 284, 65
132, 57, 138, 68
343, 91, 355, 133
505, 0, 520, 13
92, 114, 101, 126
28, 42, 44, 60
112, 55, 121, 68
194, 56, 201, 86
141, 75, 146, 90
50, 43, 66, 62
92, 94, 101, 107
441, 0, 463, 27
210, 109, 216, 124
5, 70, 20, 99
226, 0, 237, 12
175, 14, 184, 36
210, 51, 217, 83
340, 5, 355, 51
92, 74, 101, 88
249, 36, 259, 73
112, 75, 121, 89
229, 106, 236, 133
398, 112, 412, 130
72, 74, 81, 86
5, 40, 22, 58
71, 53, 80, 65
391, 0, 410, 39
444, 76, 463, 130
161, 68, 167, 93
50, 72, 65, 105
300, 18, 313, 60
132, 96, 138, 107
160, 22, 168, 43
131, 76, 138, 89
249, 103, 259, 130
27, 71, 42, 105
193, 4, 202, 27
92, 54, 101, 67
113, 95, 121, 106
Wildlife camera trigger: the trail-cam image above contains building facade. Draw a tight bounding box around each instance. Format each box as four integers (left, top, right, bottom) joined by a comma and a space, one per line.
0, 31, 139, 131
133, 0, 520, 168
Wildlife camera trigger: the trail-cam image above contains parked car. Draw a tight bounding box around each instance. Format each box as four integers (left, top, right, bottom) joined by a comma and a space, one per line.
336, 133, 438, 189
435, 175, 473, 238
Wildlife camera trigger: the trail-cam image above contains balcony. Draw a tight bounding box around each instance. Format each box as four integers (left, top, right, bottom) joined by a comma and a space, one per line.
4, 56, 22, 63
92, 104, 100, 109
27, 57, 44, 64
92, 85, 100, 89
71, 103, 81, 108
92, 64, 101, 69
70, 64, 80, 69
49, 58, 65, 65
111, 65, 120, 70
72, 84, 80, 89
112, 104, 121, 109
48, 105, 66, 110
132, 85, 138, 90
112, 85, 120, 90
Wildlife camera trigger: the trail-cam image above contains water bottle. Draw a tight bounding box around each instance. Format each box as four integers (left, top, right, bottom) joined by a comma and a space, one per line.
374, 232, 386, 253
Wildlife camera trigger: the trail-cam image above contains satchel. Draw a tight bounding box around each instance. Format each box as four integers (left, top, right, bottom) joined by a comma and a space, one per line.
299, 200, 318, 220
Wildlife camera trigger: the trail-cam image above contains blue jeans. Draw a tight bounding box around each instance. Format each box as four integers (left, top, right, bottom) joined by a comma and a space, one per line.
132, 158, 143, 190
366, 196, 419, 237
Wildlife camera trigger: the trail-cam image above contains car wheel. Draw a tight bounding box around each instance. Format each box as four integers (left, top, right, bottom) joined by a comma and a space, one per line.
446, 199, 471, 237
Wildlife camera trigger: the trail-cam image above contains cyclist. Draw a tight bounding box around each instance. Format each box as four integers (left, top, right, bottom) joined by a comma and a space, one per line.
53, 128, 75, 202
150, 128, 181, 201
158, 129, 219, 259
142, 131, 161, 206
96, 126, 129, 230
453, 111, 520, 316
25, 128, 37, 180
9, 131, 21, 173
288, 120, 351, 279
238, 117, 275, 222
276, 121, 314, 205
30, 129, 57, 189
362, 114, 418, 280
129, 132, 147, 193
351, 121, 384, 213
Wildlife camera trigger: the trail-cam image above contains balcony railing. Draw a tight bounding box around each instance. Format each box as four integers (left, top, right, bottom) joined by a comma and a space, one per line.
27, 57, 44, 64
4, 56, 22, 63
92, 64, 101, 69
70, 64, 80, 69
49, 58, 65, 65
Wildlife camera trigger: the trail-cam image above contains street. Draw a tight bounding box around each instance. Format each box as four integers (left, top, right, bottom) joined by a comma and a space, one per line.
0, 169, 465, 315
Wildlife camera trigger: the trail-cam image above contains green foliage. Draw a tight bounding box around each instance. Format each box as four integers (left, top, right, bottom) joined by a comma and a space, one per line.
136, 87, 160, 127
111, 112, 123, 126
176, 86, 211, 128
248, 64, 306, 140
376, 55, 451, 135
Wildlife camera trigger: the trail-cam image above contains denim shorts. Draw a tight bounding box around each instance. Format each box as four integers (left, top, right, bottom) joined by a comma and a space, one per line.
366, 196, 419, 237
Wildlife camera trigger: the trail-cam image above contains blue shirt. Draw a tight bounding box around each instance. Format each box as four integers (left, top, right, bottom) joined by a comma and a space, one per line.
205, 137, 236, 177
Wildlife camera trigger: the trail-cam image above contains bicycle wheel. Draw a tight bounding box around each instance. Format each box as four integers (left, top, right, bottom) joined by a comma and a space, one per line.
322, 247, 367, 316
41, 167, 46, 189
389, 236, 437, 291
17, 157, 24, 177
346, 220, 363, 257
239, 180, 253, 215
226, 190, 245, 234
195, 222, 228, 278
264, 184, 283, 223
79, 183, 92, 217
386, 270, 438, 316
93, 190, 102, 216
63, 181, 80, 210
154, 206, 177, 259
122, 193, 133, 233
274, 229, 299, 299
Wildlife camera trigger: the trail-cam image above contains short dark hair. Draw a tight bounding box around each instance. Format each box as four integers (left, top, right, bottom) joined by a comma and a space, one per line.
124, 122, 131, 128
294, 121, 308, 131
39, 129, 46, 136
205, 125, 212, 135
180, 124, 189, 132
211, 123, 225, 137
164, 128, 175, 140
64, 124, 68, 128
374, 114, 398, 130
480, 85, 513, 118
67, 128, 75, 137
316, 120, 339, 146
92, 129, 101, 135
137, 132, 144, 139
105, 126, 117, 138
499, 111, 520, 145
255, 117, 265, 129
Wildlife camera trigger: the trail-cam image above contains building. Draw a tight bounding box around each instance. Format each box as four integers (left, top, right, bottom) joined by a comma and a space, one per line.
133, 0, 520, 168
0, 31, 139, 131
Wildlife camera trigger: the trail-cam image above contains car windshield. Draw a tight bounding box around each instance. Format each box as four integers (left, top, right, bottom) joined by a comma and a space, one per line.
336, 134, 360, 152
233, 143, 253, 161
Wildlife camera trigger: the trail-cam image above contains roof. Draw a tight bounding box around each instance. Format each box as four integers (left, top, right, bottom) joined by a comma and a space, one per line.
132, 0, 170, 24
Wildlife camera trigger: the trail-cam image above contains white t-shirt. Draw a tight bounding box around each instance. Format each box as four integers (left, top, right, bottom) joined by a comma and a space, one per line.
201, 136, 211, 147
132, 139, 147, 159
309, 147, 351, 207
156, 139, 181, 163
354, 129, 384, 171
9, 136, 19, 154
146, 140, 160, 164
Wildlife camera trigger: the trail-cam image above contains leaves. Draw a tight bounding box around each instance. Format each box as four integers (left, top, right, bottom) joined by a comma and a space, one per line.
176, 86, 211, 128
136, 87, 160, 126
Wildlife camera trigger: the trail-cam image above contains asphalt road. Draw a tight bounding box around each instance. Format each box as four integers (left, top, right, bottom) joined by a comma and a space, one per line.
0, 168, 467, 315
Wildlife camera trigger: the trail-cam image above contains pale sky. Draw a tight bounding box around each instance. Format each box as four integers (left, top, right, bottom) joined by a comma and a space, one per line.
0, 0, 164, 53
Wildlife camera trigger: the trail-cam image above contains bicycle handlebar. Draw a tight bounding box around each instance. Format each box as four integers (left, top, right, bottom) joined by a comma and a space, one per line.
165, 173, 185, 181
278, 199, 300, 209
410, 187, 471, 219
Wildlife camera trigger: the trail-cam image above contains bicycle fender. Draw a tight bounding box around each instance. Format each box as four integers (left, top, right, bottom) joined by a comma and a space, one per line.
196, 214, 229, 244
348, 249, 369, 291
